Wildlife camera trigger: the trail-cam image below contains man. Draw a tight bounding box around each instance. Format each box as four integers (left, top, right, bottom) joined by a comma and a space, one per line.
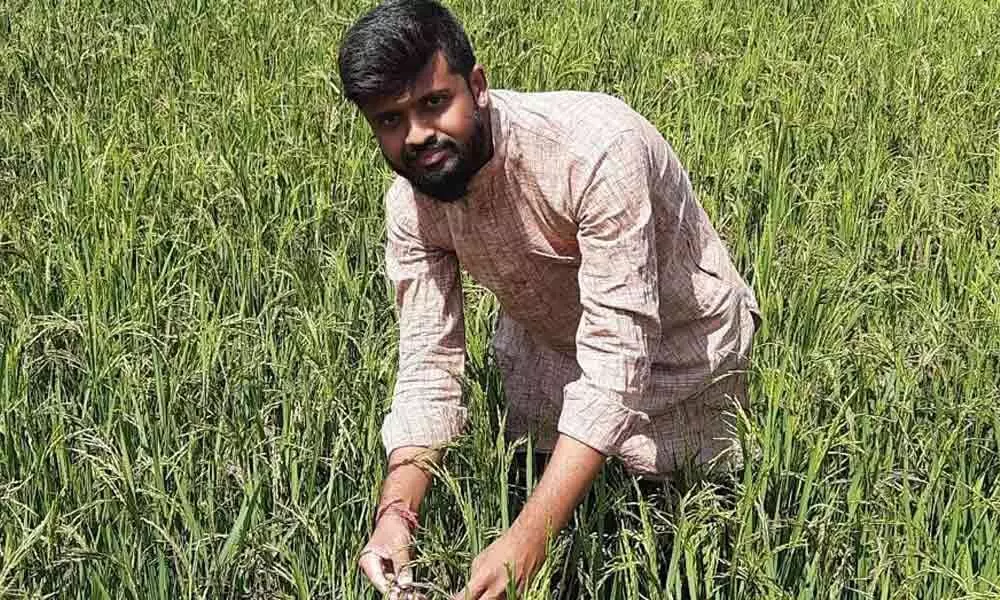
337, 1, 761, 598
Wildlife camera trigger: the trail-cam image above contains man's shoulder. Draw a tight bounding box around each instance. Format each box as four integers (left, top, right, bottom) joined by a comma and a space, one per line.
496, 89, 654, 159
384, 177, 413, 211
383, 177, 437, 219
493, 88, 631, 115
382, 177, 425, 234
382, 176, 453, 245
499, 89, 643, 133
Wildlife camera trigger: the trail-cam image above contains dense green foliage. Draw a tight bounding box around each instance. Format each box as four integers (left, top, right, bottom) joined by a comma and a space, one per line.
1, 0, 998, 597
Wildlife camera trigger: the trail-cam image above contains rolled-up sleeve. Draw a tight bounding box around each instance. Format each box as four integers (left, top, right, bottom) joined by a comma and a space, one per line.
557, 130, 662, 456
380, 198, 467, 457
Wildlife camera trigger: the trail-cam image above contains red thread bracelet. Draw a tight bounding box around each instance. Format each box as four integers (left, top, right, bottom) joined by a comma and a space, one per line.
375, 498, 419, 531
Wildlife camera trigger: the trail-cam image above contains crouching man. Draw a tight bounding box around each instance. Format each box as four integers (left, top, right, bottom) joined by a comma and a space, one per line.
337, 1, 761, 598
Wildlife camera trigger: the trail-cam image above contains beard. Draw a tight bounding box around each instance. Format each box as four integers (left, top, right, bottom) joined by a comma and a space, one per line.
386, 106, 491, 203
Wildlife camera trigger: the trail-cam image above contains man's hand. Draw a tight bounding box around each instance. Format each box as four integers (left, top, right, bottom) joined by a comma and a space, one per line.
453, 435, 607, 599
359, 446, 440, 598
451, 525, 547, 600
359, 508, 417, 596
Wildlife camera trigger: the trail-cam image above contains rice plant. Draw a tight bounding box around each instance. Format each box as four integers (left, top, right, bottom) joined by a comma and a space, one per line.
1, 0, 998, 598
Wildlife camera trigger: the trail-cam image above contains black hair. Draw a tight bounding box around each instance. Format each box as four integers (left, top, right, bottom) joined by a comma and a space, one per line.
337, 0, 476, 107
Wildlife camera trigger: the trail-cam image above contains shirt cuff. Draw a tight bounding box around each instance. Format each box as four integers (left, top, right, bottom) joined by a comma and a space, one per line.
381, 403, 468, 457
557, 379, 650, 456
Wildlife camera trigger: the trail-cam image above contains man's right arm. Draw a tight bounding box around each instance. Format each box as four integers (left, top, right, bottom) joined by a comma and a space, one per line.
380, 192, 467, 498
359, 194, 465, 593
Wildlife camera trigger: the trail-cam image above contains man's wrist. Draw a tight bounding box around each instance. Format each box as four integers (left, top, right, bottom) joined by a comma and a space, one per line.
509, 510, 552, 547
375, 498, 420, 531
374, 446, 440, 532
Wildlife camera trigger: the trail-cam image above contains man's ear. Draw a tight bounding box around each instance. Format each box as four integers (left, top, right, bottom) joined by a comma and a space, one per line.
468, 64, 489, 109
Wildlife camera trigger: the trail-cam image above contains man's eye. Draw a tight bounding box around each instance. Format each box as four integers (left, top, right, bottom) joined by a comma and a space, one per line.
427, 95, 446, 107
380, 115, 400, 128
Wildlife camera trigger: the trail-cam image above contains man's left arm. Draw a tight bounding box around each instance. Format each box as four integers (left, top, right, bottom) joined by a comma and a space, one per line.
454, 129, 662, 599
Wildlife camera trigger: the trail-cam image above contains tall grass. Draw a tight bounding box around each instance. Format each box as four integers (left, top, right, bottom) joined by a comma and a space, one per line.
1, 0, 998, 597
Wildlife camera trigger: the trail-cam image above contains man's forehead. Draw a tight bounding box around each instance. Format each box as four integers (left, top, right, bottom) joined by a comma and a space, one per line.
366, 52, 456, 111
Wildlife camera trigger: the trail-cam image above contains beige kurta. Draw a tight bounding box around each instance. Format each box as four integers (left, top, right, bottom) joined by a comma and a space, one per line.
381, 89, 761, 478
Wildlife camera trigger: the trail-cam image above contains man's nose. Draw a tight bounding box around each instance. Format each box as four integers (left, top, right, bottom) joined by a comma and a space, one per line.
405, 116, 436, 150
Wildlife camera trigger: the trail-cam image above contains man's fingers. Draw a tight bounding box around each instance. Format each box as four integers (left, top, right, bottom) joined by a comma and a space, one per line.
452, 578, 487, 600
396, 564, 414, 588
358, 548, 392, 593
391, 544, 413, 585
392, 551, 413, 588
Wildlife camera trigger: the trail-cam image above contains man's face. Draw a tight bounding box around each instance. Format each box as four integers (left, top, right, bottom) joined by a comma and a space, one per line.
361, 51, 492, 202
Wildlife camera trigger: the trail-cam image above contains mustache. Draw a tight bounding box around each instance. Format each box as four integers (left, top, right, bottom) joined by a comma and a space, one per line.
404, 139, 457, 162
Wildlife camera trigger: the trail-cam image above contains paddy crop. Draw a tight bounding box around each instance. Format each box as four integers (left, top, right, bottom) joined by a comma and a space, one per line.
1, 0, 998, 598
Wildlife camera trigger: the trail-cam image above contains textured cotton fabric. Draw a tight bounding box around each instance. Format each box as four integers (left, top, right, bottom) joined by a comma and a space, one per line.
381, 89, 761, 478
